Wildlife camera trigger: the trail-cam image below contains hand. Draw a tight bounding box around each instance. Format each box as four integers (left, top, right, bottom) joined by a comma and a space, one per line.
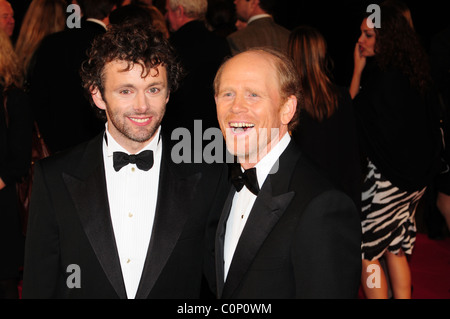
353, 43, 367, 76
0, 177, 5, 191
349, 43, 366, 99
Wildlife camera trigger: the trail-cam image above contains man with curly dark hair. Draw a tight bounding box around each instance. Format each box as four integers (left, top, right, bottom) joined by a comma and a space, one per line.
22, 23, 229, 299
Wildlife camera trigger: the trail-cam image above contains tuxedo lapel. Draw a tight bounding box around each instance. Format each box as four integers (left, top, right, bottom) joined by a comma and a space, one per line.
215, 188, 235, 296
218, 141, 300, 298
134, 142, 202, 299
62, 133, 127, 299
220, 181, 294, 298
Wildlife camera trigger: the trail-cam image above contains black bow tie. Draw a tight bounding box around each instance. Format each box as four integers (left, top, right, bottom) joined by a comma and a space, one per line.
230, 163, 260, 195
113, 150, 154, 172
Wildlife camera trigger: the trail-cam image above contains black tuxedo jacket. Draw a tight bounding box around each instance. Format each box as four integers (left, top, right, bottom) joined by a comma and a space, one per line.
22, 130, 229, 298
209, 141, 362, 298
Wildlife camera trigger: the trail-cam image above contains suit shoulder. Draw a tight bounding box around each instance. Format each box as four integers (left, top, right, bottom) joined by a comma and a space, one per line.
37, 138, 94, 173
291, 153, 335, 191
290, 155, 358, 221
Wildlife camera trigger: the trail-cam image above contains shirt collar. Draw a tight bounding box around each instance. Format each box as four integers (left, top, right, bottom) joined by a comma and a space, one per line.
86, 18, 108, 30
247, 14, 272, 24
241, 132, 291, 188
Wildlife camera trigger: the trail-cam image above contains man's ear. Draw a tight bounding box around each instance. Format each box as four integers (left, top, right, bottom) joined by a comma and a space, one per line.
280, 95, 297, 125
91, 87, 107, 111
176, 5, 184, 18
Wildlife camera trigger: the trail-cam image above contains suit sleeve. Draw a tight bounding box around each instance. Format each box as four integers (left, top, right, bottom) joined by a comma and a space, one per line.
22, 161, 61, 298
0, 90, 32, 185
292, 190, 362, 298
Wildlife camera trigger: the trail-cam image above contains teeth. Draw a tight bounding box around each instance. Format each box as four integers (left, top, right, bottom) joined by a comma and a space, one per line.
130, 118, 148, 123
230, 122, 254, 128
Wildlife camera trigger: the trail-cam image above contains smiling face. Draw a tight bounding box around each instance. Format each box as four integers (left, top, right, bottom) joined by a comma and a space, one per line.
358, 18, 376, 57
92, 60, 169, 153
215, 51, 296, 168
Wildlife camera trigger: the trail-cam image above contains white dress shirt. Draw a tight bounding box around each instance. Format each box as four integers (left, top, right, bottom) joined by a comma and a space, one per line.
103, 124, 162, 298
247, 13, 272, 24
86, 18, 107, 30
223, 133, 291, 280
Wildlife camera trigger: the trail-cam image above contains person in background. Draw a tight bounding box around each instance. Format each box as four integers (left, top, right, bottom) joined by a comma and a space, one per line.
288, 25, 361, 212
382, 0, 414, 29
14, 0, 67, 89
206, 47, 362, 298
27, 0, 119, 154
109, 3, 169, 38
124, 0, 169, 38
226, 0, 289, 55
163, 0, 230, 136
0, 0, 14, 37
0, 28, 32, 299
205, 0, 236, 38
430, 24, 450, 237
350, 4, 441, 298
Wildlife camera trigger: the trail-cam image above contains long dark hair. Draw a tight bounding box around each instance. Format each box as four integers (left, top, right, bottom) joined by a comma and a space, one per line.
372, 3, 431, 94
288, 25, 339, 122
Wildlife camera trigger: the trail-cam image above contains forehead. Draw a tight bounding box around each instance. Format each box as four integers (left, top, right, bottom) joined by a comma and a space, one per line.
0, 1, 13, 13
220, 52, 278, 88
361, 18, 376, 31
104, 60, 167, 80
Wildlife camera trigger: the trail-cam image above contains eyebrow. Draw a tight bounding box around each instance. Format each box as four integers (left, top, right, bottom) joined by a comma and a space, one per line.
118, 80, 166, 87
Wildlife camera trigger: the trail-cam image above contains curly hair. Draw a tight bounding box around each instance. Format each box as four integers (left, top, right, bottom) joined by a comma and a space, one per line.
81, 22, 184, 120
372, 3, 431, 94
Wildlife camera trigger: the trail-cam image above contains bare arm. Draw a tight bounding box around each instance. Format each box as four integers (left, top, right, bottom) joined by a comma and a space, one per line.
349, 43, 367, 99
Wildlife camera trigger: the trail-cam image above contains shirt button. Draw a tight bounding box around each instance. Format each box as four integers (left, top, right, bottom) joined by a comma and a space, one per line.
126, 258, 131, 264
128, 212, 133, 218
131, 167, 135, 172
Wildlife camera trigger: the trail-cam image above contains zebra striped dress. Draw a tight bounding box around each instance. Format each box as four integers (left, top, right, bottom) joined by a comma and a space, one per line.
361, 160, 426, 261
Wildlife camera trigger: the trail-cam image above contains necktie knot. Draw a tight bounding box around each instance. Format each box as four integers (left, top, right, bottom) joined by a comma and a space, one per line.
113, 150, 154, 171
230, 163, 260, 195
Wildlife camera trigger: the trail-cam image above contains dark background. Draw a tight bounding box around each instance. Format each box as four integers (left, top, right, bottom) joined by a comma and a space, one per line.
8, 0, 448, 86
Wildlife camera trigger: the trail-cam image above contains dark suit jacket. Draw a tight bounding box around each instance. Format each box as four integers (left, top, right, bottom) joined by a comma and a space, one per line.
28, 19, 106, 154
209, 141, 362, 298
0, 87, 32, 279
22, 130, 229, 298
226, 16, 290, 55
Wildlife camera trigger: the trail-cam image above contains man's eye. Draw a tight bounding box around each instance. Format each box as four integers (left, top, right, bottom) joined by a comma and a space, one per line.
149, 87, 160, 94
120, 89, 131, 94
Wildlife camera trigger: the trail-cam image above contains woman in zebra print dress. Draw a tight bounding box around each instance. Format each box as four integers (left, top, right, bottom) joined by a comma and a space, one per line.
350, 3, 441, 298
